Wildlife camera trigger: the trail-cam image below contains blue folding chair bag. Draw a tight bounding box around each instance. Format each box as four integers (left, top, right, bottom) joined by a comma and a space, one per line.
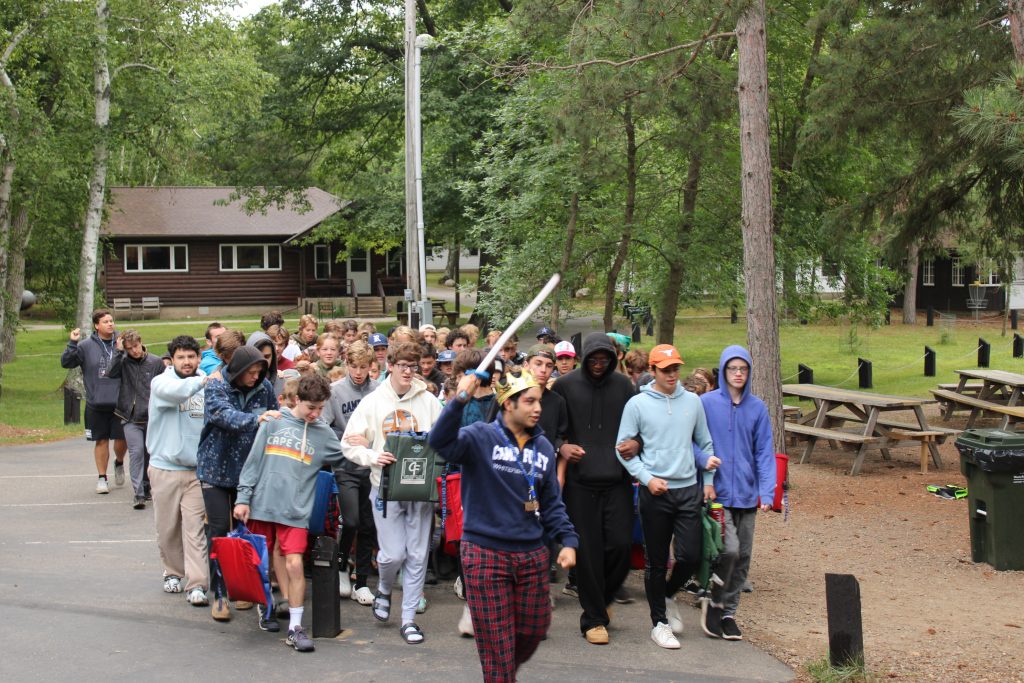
308, 470, 339, 536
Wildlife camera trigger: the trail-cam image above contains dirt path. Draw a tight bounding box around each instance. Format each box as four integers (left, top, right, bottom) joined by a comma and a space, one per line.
725, 417, 1024, 681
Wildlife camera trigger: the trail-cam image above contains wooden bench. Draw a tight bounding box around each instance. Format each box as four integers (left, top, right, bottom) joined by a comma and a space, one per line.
140, 296, 161, 319
783, 405, 801, 421
431, 301, 459, 326
826, 410, 960, 440
937, 382, 984, 395
930, 389, 1024, 429
785, 422, 885, 475
112, 298, 135, 321
884, 430, 948, 474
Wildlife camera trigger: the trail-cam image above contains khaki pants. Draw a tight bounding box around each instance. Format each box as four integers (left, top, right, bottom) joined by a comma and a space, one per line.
149, 466, 209, 592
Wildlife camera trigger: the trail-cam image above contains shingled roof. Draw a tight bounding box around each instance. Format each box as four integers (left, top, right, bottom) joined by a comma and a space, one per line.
105, 186, 347, 239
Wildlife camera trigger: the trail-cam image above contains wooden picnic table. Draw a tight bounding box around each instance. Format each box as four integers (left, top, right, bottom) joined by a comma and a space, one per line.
782, 384, 943, 475
929, 368, 1024, 428
954, 368, 1024, 404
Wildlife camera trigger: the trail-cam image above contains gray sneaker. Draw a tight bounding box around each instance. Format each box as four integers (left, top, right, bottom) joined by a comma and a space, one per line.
96, 477, 109, 494
114, 463, 125, 487
287, 626, 315, 652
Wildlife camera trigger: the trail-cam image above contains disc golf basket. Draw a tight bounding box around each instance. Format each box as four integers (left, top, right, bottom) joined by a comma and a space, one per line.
967, 283, 988, 320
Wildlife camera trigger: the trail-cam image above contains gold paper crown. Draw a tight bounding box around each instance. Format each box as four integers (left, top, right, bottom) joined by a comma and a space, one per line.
495, 369, 540, 405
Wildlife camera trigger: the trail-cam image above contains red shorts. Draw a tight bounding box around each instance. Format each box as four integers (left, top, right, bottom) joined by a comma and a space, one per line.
248, 519, 308, 556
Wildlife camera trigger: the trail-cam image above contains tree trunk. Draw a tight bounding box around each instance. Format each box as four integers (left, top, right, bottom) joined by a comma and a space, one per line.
550, 191, 579, 327
737, 0, 784, 455
468, 247, 497, 332
1, 206, 29, 363
1010, 0, 1024, 62
657, 147, 703, 344
0, 138, 12, 358
441, 241, 459, 283
602, 104, 636, 332
75, 0, 111, 333
902, 240, 919, 324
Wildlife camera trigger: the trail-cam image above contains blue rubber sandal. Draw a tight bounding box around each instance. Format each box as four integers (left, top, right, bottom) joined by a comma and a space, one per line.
372, 592, 391, 622
401, 621, 425, 644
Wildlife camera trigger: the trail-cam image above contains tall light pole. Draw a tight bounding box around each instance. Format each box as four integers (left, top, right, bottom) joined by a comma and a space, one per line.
403, 0, 419, 326
413, 33, 434, 323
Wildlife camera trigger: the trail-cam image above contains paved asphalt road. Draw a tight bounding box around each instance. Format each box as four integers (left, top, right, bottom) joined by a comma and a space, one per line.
0, 437, 794, 683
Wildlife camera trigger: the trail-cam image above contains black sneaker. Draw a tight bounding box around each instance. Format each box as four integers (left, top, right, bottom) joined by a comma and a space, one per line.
287, 626, 315, 652
683, 578, 703, 595
257, 603, 280, 632
613, 586, 634, 604
721, 616, 743, 640
562, 582, 578, 599
133, 497, 146, 510
742, 580, 753, 593
700, 598, 723, 639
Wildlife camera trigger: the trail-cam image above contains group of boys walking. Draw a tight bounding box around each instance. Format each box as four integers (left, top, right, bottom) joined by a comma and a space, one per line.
61, 308, 776, 681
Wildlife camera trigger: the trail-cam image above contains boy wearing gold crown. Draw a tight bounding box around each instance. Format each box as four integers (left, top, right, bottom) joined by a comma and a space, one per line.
430, 368, 578, 683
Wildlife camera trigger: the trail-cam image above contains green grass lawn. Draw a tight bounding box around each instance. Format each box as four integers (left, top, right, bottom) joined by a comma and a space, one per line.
1, 308, 1017, 444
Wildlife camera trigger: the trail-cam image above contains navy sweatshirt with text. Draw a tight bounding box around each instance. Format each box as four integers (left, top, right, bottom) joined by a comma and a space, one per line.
430, 399, 579, 553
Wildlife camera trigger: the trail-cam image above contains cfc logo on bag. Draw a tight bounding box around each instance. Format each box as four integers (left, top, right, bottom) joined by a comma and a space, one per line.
400, 458, 428, 485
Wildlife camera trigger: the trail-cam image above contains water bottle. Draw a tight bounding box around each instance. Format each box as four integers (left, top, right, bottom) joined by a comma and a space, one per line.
709, 502, 726, 541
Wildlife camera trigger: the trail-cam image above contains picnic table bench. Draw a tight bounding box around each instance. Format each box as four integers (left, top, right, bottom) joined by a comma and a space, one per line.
930, 388, 1024, 430
782, 384, 942, 475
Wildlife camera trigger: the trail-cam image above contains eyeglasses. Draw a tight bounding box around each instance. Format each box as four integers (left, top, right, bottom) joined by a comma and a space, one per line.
393, 363, 418, 373
725, 365, 749, 375
586, 356, 612, 366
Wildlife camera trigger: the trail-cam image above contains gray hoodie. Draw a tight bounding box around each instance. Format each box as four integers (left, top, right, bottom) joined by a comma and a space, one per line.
60, 331, 120, 407
323, 375, 380, 438
236, 409, 346, 528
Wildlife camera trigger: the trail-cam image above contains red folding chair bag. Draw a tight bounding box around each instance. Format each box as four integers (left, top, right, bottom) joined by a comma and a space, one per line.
437, 472, 464, 556
211, 535, 268, 606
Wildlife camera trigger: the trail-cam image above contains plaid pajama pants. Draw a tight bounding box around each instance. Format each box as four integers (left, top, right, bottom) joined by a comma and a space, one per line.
461, 541, 551, 683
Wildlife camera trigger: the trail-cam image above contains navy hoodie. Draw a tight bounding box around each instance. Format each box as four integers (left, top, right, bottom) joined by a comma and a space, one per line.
699, 345, 776, 508
430, 399, 579, 553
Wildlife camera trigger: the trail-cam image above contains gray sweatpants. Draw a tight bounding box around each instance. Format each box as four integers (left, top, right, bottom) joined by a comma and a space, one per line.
370, 486, 434, 624
122, 422, 150, 499
710, 507, 757, 617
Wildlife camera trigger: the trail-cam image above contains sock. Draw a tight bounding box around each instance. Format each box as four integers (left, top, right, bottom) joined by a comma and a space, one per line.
355, 575, 367, 590
98, 475, 107, 480
289, 606, 303, 631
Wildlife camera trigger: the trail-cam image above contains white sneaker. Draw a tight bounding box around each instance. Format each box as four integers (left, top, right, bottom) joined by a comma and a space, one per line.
666, 597, 684, 635
351, 586, 374, 605
95, 478, 109, 494
454, 575, 465, 600
114, 463, 125, 486
458, 604, 474, 637
186, 587, 209, 606
163, 575, 182, 593
339, 570, 352, 598
651, 621, 680, 649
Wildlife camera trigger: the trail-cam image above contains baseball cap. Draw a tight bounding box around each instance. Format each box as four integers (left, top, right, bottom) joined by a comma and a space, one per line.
419, 324, 436, 332
554, 341, 576, 358
649, 344, 684, 369
536, 326, 556, 339
368, 333, 388, 348
526, 344, 555, 362
437, 349, 457, 363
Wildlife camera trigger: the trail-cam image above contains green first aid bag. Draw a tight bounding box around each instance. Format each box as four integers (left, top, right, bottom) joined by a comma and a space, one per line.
381, 431, 446, 505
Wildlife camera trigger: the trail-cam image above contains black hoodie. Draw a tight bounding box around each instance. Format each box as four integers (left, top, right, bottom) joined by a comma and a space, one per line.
550, 332, 636, 487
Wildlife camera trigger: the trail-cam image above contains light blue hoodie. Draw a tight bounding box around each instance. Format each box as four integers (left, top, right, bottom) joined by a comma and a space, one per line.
147, 365, 207, 471
699, 345, 776, 508
616, 381, 715, 488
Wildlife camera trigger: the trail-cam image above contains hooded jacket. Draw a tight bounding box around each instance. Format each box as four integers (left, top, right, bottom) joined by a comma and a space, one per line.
108, 347, 165, 423
341, 375, 442, 489
197, 345, 279, 488
430, 398, 579, 553
60, 331, 120, 408
550, 332, 636, 487
323, 374, 380, 438
147, 365, 207, 470
237, 409, 346, 528
616, 382, 715, 488
699, 345, 776, 509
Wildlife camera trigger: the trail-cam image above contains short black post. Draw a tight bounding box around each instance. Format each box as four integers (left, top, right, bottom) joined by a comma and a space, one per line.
858, 358, 872, 389
978, 338, 990, 368
924, 346, 936, 377
884, 308, 891, 325
1012, 309, 1018, 330
63, 387, 81, 425
631, 322, 641, 344
798, 364, 814, 385
1014, 333, 1023, 359
645, 316, 654, 337
825, 573, 864, 668
926, 306, 934, 327
730, 305, 738, 324
570, 332, 582, 358
311, 535, 341, 638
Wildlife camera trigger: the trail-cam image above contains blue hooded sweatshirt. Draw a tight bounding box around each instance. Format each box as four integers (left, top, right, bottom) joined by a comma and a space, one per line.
616, 382, 715, 488
699, 345, 776, 509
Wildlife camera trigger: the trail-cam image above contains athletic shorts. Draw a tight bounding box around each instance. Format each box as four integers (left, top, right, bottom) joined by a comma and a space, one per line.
248, 519, 308, 556
84, 405, 125, 442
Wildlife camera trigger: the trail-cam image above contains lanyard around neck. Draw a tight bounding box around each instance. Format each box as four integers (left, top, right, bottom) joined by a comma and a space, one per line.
491, 421, 537, 506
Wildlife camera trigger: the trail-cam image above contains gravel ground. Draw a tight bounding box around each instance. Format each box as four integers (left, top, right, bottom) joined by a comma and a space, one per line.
702, 410, 1024, 681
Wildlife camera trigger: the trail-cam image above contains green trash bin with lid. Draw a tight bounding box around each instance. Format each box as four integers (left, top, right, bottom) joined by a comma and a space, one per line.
955, 428, 1024, 571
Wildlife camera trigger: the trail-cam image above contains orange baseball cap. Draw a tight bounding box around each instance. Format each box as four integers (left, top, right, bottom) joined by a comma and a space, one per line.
649, 344, 684, 368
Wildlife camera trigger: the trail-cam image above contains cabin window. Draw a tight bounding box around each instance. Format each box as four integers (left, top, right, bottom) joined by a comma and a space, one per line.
951, 257, 964, 287
123, 244, 188, 273
219, 244, 282, 271
314, 245, 331, 280
922, 260, 935, 287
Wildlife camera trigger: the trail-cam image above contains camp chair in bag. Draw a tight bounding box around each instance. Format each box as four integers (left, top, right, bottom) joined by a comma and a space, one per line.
210, 523, 274, 612
379, 431, 445, 516
630, 482, 645, 570
308, 470, 340, 536
437, 469, 463, 556
696, 505, 725, 590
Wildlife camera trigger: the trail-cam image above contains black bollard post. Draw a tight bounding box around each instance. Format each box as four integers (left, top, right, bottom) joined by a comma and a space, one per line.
631, 322, 641, 344
858, 358, 872, 389
924, 346, 936, 377
885, 308, 891, 325
798, 364, 814, 385
1012, 309, 1018, 330
927, 306, 934, 327
311, 535, 341, 638
63, 387, 81, 425
978, 338, 991, 368
826, 573, 864, 668
1014, 333, 1023, 359
731, 305, 738, 324
570, 332, 582, 358
645, 315, 654, 337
